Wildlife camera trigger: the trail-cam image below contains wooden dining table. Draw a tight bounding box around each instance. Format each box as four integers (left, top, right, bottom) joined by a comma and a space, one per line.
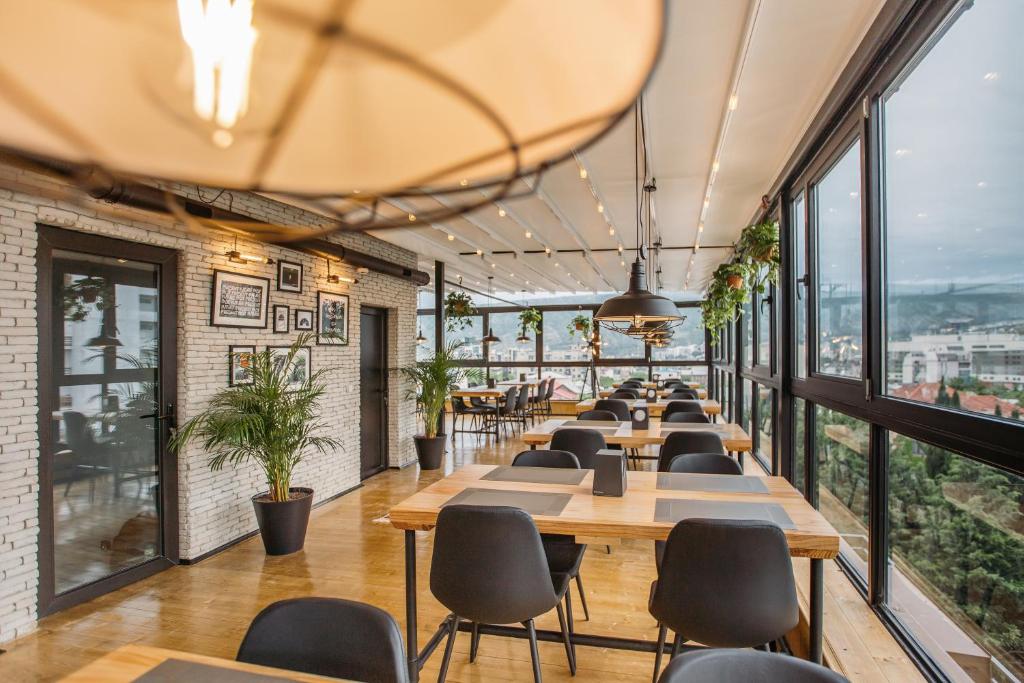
600, 387, 708, 399
522, 418, 751, 452
60, 644, 345, 681
576, 398, 722, 418
389, 464, 839, 681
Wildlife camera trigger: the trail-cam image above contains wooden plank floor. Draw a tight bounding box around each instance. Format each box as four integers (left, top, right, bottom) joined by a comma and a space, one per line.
0, 419, 920, 682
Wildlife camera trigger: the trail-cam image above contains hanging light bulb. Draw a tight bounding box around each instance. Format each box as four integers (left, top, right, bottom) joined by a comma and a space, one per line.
481, 276, 501, 344
415, 328, 427, 344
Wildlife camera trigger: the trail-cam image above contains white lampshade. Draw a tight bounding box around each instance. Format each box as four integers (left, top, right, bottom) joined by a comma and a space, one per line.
0, 1, 664, 203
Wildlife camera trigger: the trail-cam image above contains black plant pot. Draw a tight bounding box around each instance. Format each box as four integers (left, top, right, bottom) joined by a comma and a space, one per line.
414, 435, 446, 470
251, 487, 314, 556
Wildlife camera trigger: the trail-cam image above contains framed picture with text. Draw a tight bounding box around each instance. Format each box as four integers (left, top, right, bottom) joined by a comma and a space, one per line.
211, 270, 269, 328
317, 291, 348, 345
277, 260, 303, 293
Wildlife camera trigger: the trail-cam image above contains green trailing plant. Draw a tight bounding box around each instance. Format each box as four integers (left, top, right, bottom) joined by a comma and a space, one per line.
701, 262, 751, 343
736, 219, 780, 293
518, 307, 542, 334
399, 341, 482, 439
170, 333, 341, 502
62, 276, 115, 321
443, 291, 476, 331
566, 313, 592, 339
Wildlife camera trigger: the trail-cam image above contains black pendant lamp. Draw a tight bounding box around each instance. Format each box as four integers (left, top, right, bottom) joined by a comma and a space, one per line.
515, 326, 531, 344
481, 277, 501, 344
415, 328, 427, 344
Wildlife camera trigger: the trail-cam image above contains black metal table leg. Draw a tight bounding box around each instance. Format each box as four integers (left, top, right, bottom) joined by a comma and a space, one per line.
810, 558, 824, 664
405, 530, 419, 682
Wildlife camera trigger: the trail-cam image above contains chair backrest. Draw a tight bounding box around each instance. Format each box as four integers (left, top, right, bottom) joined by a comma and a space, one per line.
594, 399, 631, 422
517, 385, 530, 409
512, 449, 581, 468
62, 411, 95, 451
535, 378, 549, 398
667, 452, 743, 475
550, 428, 607, 469
668, 388, 700, 400
620, 380, 643, 389
657, 649, 849, 683
610, 389, 640, 400
544, 379, 556, 399
663, 412, 710, 424
662, 379, 683, 388
451, 396, 469, 413
430, 505, 558, 625
650, 519, 799, 648
578, 409, 618, 422
663, 400, 704, 417
657, 430, 725, 471
237, 597, 408, 683
628, 376, 646, 382
502, 385, 518, 410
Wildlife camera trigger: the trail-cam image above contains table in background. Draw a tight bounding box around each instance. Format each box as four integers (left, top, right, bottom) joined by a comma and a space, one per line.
522, 419, 751, 453
576, 398, 721, 418
600, 387, 708, 399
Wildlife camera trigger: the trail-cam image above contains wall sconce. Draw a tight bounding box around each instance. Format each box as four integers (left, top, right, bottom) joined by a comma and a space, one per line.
326, 259, 357, 285
224, 235, 273, 264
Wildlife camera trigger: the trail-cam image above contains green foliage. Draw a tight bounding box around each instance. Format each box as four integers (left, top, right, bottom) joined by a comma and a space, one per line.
62, 276, 115, 321
701, 263, 751, 343
566, 313, 592, 339
399, 341, 481, 439
518, 307, 542, 334
735, 219, 781, 293
443, 291, 476, 331
170, 333, 341, 502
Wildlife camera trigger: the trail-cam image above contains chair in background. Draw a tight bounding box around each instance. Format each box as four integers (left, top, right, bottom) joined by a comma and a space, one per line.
662, 400, 705, 420
511, 449, 580, 468
663, 412, 711, 424
667, 388, 700, 400
578, 409, 618, 422
610, 389, 640, 400
550, 427, 607, 469
515, 384, 531, 430
657, 649, 849, 683
661, 379, 683, 389
656, 430, 725, 472
529, 378, 549, 421
430, 505, 576, 682
479, 386, 518, 438
451, 396, 486, 439
237, 597, 408, 683
621, 380, 644, 389
594, 399, 630, 421
649, 519, 799, 682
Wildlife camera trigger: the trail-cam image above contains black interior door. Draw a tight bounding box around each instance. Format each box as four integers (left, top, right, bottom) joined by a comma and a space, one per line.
359, 306, 388, 479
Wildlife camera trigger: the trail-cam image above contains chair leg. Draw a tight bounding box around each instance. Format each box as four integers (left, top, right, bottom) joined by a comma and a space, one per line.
555, 602, 576, 675
574, 574, 590, 621
469, 622, 481, 663
652, 623, 668, 683
671, 633, 682, 659
437, 614, 459, 683
523, 619, 543, 683
564, 588, 576, 661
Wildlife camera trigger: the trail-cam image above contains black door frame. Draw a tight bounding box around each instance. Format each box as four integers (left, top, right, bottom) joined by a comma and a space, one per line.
359, 305, 389, 479
36, 225, 179, 617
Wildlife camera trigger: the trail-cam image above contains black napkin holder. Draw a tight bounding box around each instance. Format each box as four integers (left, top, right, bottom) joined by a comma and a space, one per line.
592, 449, 628, 497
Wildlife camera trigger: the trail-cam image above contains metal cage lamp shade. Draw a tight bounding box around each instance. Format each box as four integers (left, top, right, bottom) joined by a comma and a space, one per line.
595, 259, 681, 330
0, 1, 665, 235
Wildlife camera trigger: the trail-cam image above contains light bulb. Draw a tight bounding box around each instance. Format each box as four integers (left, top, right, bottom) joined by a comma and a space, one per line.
446, 233, 455, 241
728, 94, 739, 111
579, 167, 588, 179
544, 247, 551, 254
608, 227, 615, 236
476, 249, 483, 256
597, 203, 604, 214
498, 208, 507, 218
525, 231, 532, 239
408, 213, 417, 222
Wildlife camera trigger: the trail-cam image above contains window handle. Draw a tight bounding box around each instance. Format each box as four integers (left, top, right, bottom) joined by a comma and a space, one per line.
796, 274, 809, 300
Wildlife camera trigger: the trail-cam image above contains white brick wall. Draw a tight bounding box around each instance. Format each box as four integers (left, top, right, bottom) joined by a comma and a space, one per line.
0, 165, 420, 644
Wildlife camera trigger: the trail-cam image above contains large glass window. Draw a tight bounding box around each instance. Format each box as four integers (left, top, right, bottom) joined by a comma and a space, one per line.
651, 308, 705, 361
742, 378, 753, 441
757, 287, 772, 370
881, 0, 1024, 423
486, 312, 536, 364
741, 300, 753, 369
445, 315, 482, 360
888, 433, 1023, 682
815, 406, 869, 573
541, 366, 593, 400
416, 313, 435, 361
756, 384, 773, 468
599, 328, 646, 360
793, 398, 806, 495
814, 141, 863, 378
543, 311, 591, 362
793, 192, 808, 378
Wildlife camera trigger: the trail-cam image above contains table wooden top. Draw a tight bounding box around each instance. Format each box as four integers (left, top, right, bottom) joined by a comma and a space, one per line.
600, 387, 708, 399
388, 464, 839, 559
60, 644, 344, 682
496, 380, 539, 388
451, 385, 504, 398
576, 398, 721, 417
521, 419, 752, 451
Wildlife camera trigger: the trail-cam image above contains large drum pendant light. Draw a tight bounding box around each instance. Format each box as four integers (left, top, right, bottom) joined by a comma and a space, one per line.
0, 1, 665, 235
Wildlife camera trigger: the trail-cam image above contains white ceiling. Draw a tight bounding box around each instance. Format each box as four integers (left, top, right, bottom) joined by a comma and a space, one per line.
370, 0, 885, 297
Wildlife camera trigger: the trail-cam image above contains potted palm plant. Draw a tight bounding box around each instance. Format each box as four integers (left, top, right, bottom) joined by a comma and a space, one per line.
400, 341, 480, 470
170, 334, 340, 555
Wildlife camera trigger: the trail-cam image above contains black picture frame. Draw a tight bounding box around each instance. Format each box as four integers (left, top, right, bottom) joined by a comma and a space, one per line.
273, 304, 290, 333
317, 291, 349, 345
277, 260, 303, 293
268, 345, 312, 391
295, 308, 314, 331
210, 270, 269, 328
228, 345, 256, 386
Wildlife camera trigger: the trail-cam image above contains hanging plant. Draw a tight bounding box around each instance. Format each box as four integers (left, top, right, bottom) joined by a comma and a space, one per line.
736, 219, 780, 293
62, 276, 115, 321
701, 262, 751, 343
566, 313, 591, 338
518, 307, 542, 334
443, 291, 476, 331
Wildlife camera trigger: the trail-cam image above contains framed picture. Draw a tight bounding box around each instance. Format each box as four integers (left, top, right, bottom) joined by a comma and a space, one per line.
269, 345, 311, 391
211, 270, 269, 328
277, 260, 303, 293
295, 308, 314, 331
228, 345, 256, 386
273, 304, 290, 333
317, 291, 349, 345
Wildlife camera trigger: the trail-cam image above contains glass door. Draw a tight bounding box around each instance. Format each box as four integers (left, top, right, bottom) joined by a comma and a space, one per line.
38, 227, 178, 614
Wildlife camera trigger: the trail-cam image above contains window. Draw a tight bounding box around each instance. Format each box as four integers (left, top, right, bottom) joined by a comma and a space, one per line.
653, 366, 707, 387
486, 312, 536, 364
756, 286, 772, 370
598, 366, 649, 389
651, 307, 705, 361
888, 433, 1023, 681
793, 192, 808, 378
599, 327, 645, 360
489, 366, 539, 383
814, 406, 869, 573
541, 366, 593, 400
741, 299, 753, 368
543, 311, 591, 362
755, 384, 773, 469
741, 378, 753, 441
416, 314, 435, 361
814, 141, 863, 378
881, 0, 1024, 423
793, 398, 806, 494
445, 315, 482, 360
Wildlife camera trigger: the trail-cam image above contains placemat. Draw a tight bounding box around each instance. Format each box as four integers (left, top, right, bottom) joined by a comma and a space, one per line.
134, 659, 298, 682
656, 473, 769, 494
444, 488, 572, 516
654, 499, 795, 529
482, 466, 587, 485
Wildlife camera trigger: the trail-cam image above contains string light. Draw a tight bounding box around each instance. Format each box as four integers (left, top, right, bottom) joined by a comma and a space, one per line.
524, 230, 532, 239
408, 213, 416, 222
498, 207, 506, 217
446, 233, 455, 241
